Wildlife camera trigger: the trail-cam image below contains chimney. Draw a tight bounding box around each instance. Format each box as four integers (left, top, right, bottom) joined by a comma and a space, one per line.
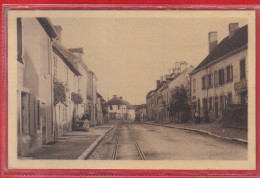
160, 76, 163, 82
156, 80, 160, 89
119, 96, 123, 100
54, 25, 62, 43
229, 23, 239, 38
68, 48, 84, 59
208, 32, 218, 53
113, 95, 117, 98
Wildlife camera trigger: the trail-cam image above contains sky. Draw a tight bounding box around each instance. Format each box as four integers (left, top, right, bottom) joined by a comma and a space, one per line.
51, 12, 247, 105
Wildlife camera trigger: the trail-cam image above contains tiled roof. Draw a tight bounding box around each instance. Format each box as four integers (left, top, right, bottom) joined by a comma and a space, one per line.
37, 18, 57, 38
191, 25, 248, 75
68, 48, 84, 54
53, 41, 81, 76
106, 96, 126, 106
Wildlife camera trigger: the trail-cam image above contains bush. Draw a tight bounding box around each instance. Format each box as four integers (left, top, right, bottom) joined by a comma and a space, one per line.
71, 92, 83, 104
53, 79, 66, 105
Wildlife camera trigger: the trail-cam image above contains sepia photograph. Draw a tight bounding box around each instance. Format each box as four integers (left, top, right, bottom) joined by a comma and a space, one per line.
7, 10, 256, 170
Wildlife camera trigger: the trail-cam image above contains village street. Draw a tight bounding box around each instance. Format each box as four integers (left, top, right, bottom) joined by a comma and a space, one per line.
88, 120, 247, 160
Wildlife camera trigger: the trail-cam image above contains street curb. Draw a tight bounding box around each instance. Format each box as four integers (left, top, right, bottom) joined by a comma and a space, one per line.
77, 126, 114, 160
143, 122, 248, 145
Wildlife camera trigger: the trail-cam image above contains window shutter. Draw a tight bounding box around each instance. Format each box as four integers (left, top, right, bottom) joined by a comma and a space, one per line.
201, 77, 203, 90
22, 93, 30, 135
224, 68, 227, 84
231, 65, 233, 82
29, 95, 35, 136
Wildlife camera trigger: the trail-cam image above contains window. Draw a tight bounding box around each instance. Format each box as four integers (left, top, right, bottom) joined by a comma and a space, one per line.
21, 92, 30, 135
203, 98, 208, 112
118, 105, 121, 109
193, 79, 196, 94
227, 93, 232, 106
240, 59, 246, 80
202, 76, 206, 90
34, 100, 40, 130
218, 69, 225, 85
17, 18, 23, 63
214, 71, 218, 87
208, 74, 213, 88
209, 97, 213, 111
226, 65, 233, 83
220, 96, 224, 109
110, 105, 112, 110
53, 56, 57, 76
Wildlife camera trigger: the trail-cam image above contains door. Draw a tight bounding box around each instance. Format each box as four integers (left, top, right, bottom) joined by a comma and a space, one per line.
197, 99, 200, 117
215, 97, 218, 118
41, 102, 46, 145
17, 92, 21, 156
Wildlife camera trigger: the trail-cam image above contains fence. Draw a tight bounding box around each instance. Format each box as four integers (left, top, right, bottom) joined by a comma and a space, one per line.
222, 105, 247, 129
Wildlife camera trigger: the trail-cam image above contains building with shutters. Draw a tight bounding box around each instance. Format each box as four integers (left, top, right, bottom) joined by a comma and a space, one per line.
106, 95, 134, 120
17, 18, 57, 156
52, 34, 82, 138
146, 62, 194, 123
190, 23, 248, 121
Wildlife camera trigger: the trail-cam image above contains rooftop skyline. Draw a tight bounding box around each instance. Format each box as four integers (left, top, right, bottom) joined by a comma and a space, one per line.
51, 12, 247, 105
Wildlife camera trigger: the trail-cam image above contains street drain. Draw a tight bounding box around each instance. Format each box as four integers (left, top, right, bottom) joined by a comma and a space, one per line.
105, 141, 112, 144
149, 129, 156, 132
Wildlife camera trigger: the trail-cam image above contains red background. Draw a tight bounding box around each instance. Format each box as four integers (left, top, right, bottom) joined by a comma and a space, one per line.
0, 1, 259, 177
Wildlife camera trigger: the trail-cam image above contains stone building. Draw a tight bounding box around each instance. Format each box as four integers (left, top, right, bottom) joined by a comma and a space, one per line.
106, 95, 134, 120
87, 70, 97, 126
146, 62, 194, 123
190, 23, 248, 122
96, 92, 104, 125
52, 39, 82, 138
17, 18, 57, 156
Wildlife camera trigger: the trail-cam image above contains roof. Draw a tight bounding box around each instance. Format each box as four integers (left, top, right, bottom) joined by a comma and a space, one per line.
135, 104, 147, 110
106, 96, 126, 106
191, 25, 248, 75
37, 18, 57, 38
68, 48, 84, 54
53, 41, 81, 76
127, 105, 135, 110
97, 92, 102, 98
123, 100, 135, 110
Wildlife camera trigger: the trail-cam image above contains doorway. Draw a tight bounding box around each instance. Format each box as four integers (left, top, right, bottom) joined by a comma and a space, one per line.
41, 102, 46, 145
215, 97, 218, 118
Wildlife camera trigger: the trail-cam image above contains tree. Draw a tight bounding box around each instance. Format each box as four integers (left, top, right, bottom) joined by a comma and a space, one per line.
169, 84, 191, 123
53, 78, 66, 105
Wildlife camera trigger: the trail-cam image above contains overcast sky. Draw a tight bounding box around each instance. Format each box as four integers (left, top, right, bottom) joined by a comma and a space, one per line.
51, 13, 247, 105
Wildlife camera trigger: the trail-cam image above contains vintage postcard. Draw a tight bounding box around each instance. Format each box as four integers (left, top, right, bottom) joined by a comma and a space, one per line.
7, 10, 256, 170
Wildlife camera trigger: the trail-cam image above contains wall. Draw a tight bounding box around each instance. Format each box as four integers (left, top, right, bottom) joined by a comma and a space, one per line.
53, 52, 80, 136
108, 104, 127, 119
17, 18, 53, 156
191, 49, 248, 121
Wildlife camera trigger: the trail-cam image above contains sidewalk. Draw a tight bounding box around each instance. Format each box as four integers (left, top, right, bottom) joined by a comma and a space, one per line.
25, 122, 116, 160
144, 120, 247, 144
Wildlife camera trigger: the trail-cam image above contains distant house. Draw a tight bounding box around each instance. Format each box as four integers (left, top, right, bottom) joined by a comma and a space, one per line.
135, 104, 147, 120
190, 23, 248, 122
146, 62, 194, 123
106, 95, 134, 120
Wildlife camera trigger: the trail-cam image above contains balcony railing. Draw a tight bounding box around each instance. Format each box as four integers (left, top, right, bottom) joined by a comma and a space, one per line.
234, 79, 247, 91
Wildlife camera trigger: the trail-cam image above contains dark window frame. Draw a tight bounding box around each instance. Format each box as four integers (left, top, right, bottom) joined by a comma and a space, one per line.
240, 59, 246, 80
218, 69, 225, 85
17, 18, 23, 63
